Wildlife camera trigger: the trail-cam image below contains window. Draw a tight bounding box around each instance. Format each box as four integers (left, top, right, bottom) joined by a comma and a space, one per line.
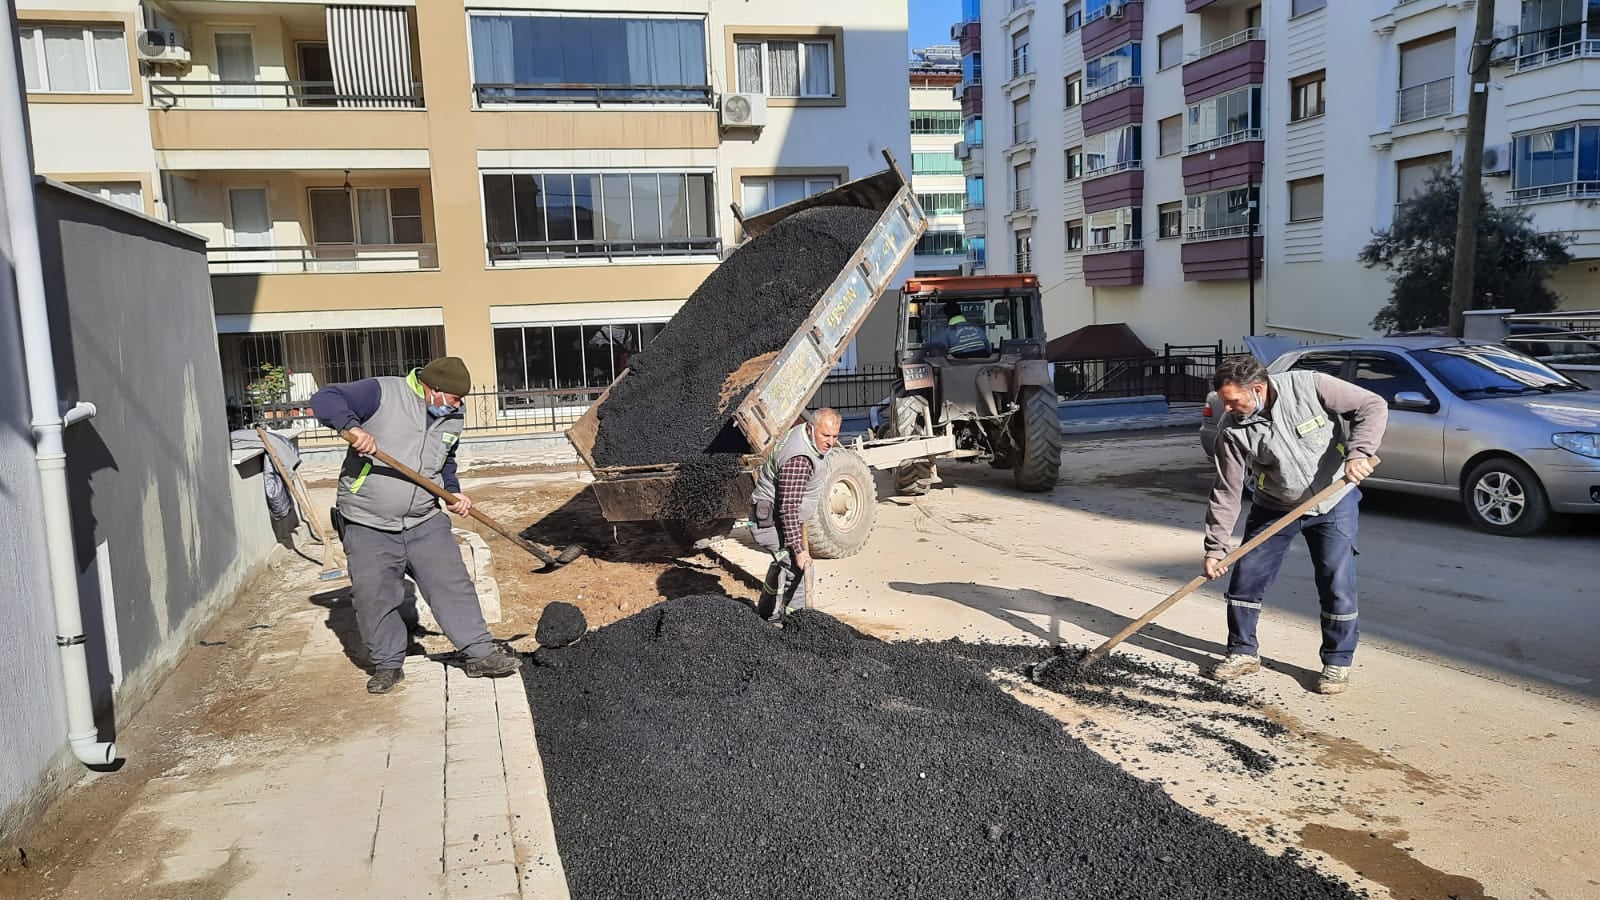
1158, 202, 1182, 238
967, 176, 985, 209
1397, 31, 1455, 123
963, 115, 984, 147
72, 182, 142, 212
963, 51, 982, 88
1247, 5, 1263, 28
1292, 0, 1326, 14
1066, 146, 1084, 181
918, 192, 967, 215
17, 23, 129, 93
1013, 96, 1032, 144
1397, 152, 1452, 203
966, 235, 987, 265
1064, 73, 1083, 108
1084, 0, 1120, 24
1086, 43, 1142, 96
1351, 353, 1433, 408
1290, 351, 1347, 377
1291, 70, 1326, 121
1086, 208, 1141, 249
494, 321, 667, 396
1186, 85, 1263, 152
1184, 185, 1258, 237
1083, 125, 1142, 176
1288, 176, 1324, 222
1066, 219, 1084, 251
1065, 1, 1082, 34
916, 231, 966, 256
309, 187, 425, 250
911, 109, 962, 135
1158, 116, 1184, 156
913, 153, 963, 175
1015, 230, 1034, 271
735, 36, 836, 99
1158, 29, 1184, 71
1013, 163, 1033, 209
481, 170, 717, 262
740, 176, 838, 216
1012, 28, 1032, 79
1513, 124, 1600, 197
1518, 0, 1600, 65
469, 14, 709, 104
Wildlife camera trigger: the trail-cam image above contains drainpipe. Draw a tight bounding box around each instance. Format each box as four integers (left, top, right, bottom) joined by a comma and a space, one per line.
0, 4, 117, 766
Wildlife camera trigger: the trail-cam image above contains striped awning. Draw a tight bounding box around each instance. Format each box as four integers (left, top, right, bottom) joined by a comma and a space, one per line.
326, 5, 415, 108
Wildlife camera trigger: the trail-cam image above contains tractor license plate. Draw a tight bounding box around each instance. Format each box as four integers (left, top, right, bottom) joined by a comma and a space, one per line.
902, 363, 934, 390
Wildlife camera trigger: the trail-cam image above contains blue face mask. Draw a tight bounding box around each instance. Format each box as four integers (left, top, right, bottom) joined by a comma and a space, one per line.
428, 403, 459, 418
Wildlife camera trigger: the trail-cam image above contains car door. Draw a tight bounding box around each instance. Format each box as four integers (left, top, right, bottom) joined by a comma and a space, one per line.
1347, 351, 1445, 485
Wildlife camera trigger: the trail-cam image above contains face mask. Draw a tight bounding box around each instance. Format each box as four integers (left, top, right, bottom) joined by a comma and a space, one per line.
428, 404, 458, 417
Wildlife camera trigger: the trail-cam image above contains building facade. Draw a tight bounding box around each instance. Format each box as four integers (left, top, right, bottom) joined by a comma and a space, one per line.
957, 0, 1600, 346
17, 0, 909, 430
910, 44, 965, 276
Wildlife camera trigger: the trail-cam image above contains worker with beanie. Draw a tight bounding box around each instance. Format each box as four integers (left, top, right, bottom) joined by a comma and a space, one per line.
311, 357, 521, 694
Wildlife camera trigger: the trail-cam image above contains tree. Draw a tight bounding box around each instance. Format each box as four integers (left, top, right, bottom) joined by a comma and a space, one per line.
1359, 166, 1573, 334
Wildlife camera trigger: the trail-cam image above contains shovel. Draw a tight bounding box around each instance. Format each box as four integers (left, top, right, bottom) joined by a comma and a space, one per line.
1079, 457, 1379, 669
257, 427, 347, 581
339, 430, 584, 570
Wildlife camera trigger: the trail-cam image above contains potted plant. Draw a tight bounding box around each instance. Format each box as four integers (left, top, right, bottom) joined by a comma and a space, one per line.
246, 363, 289, 421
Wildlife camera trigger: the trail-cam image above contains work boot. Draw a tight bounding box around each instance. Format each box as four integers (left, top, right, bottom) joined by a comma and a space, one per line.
463, 647, 522, 678
1208, 654, 1261, 682
367, 668, 405, 694
1317, 664, 1351, 695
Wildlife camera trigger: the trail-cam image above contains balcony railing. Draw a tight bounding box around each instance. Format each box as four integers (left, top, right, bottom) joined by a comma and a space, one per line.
1185, 28, 1264, 64
1084, 159, 1143, 179
1395, 76, 1452, 124
487, 237, 722, 265
1085, 238, 1142, 254
1010, 0, 1035, 11
1013, 187, 1034, 210
1085, 0, 1139, 25
1084, 75, 1142, 102
1515, 31, 1600, 72
1016, 251, 1033, 271
208, 244, 439, 275
473, 83, 714, 106
1184, 127, 1262, 154
1014, 120, 1033, 144
151, 80, 424, 109
1185, 224, 1253, 241
1011, 53, 1034, 79
1509, 181, 1600, 203
966, 251, 988, 267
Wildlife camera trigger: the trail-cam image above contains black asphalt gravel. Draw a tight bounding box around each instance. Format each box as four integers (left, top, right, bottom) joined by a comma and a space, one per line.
523, 596, 1358, 899
535, 601, 587, 649
591, 205, 880, 477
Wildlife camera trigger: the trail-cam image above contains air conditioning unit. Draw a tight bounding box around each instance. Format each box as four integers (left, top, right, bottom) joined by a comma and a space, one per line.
1482, 143, 1512, 175
719, 92, 768, 129
1488, 40, 1518, 67
954, 141, 971, 160
1107, 1, 1125, 18
136, 29, 190, 64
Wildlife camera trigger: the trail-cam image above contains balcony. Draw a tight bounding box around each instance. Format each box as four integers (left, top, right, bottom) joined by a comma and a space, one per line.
472, 83, 713, 107
209, 243, 438, 275
1185, 127, 1262, 155
1081, 84, 1144, 134
1510, 181, 1600, 204
1082, 243, 1144, 286
1514, 24, 1600, 72
1181, 232, 1262, 281
151, 79, 423, 110
488, 237, 721, 266
1082, 168, 1144, 213
1182, 138, 1262, 193
1186, 28, 1263, 64
1013, 120, 1034, 145
1084, 75, 1141, 103
1012, 187, 1034, 210
1081, 1, 1144, 59
1085, 238, 1141, 254
1183, 30, 1265, 103
1016, 250, 1033, 272
1395, 76, 1453, 125
1010, 52, 1035, 82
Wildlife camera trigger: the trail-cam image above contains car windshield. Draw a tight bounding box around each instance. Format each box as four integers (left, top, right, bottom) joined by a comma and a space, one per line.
1412, 345, 1587, 398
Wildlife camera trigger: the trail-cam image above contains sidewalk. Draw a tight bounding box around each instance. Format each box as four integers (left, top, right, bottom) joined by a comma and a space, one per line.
4, 538, 567, 899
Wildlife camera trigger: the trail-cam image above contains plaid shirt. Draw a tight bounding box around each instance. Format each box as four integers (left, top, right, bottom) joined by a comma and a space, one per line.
775, 454, 815, 552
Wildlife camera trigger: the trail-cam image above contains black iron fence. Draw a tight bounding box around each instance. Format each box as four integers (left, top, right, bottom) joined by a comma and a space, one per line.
808, 364, 899, 416
1054, 343, 1248, 403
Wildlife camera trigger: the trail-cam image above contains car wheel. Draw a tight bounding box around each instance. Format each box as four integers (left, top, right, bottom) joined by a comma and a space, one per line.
1462, 457, 1550, 536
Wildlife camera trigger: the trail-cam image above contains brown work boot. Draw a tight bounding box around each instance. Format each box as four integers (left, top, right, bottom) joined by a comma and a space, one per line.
463, 647, 522, 678
367, 668, 405, 694
1316, 664, 1351, 695
1208, 654, 1261, 682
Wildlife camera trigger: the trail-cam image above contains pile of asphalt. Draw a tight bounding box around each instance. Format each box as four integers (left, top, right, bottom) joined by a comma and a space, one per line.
524, 596, 1357, 899
589, 206, 878, 520
534, 601, 587, 649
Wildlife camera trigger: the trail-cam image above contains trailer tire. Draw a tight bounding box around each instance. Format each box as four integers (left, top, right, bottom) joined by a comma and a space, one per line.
891, 392, 936, 496
1013, 386, 1062, 492
808, 449, 876, 559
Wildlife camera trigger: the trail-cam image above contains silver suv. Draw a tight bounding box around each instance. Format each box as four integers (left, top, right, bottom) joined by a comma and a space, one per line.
1199, 337, 1600, 536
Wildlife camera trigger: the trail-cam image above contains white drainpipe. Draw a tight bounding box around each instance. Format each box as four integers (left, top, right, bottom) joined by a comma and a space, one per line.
0, 5, 117, 767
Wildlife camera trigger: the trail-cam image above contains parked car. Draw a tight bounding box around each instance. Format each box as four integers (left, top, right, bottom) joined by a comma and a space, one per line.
1198, 337, 1600, 536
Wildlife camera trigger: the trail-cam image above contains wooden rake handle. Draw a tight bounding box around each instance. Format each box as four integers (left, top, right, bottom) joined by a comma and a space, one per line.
1079, 456, 1379, 669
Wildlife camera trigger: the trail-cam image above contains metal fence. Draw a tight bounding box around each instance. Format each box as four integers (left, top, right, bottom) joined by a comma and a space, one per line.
1054, 343, 1246, 403
807, 364, 899, 416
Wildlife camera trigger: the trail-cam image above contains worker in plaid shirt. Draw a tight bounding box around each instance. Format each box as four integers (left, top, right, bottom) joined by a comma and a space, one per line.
748, 408, 842, 623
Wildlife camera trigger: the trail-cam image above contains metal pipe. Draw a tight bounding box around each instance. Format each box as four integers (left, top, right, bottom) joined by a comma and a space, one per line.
0, 2, 117, 767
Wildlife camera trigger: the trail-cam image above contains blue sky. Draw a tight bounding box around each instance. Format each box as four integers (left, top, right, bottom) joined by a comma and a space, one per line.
909, 0, 962, 54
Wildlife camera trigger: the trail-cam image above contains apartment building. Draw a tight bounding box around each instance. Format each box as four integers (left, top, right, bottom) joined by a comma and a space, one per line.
16, 0, 908, 428
910, 44, 965, 276
957, 0, 1600, 346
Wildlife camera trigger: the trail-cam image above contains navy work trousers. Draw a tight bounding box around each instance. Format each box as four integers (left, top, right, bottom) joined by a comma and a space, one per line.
1224, 488, 1361, 666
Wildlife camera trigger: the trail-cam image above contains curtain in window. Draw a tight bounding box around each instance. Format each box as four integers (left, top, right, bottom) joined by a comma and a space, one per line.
43, 27, 90, 91
741, 180, 771, 216
327, 5, 414, 107
91, 29, 128, 91
803, 42, 831, 96
19, 29, 40, 90
357, 189, 392, 244
768, 41, 801, 96
471, 15, 515, 95
736, 42, 762, 92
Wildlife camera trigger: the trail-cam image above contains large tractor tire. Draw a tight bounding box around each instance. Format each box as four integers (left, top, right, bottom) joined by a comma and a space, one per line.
1012, 386, 1062, 492
891, 392, 936, 496
808, 449, 876, 559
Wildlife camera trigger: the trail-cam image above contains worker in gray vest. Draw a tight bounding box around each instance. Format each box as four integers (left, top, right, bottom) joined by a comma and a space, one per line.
311, 357, 521, 694
943, 300, 991, 358
1202, 354, 1387, 695
748, 408, 842, 623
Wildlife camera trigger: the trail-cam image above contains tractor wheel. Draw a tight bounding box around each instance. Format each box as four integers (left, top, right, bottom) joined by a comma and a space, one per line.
1012, 386, 1062, 492
891, 392, 937, 496
807, 449, 876, 559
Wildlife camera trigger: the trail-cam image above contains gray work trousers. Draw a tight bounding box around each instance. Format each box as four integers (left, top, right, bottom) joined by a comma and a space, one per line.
343, 512, 494, 671
750, 524, 808, 618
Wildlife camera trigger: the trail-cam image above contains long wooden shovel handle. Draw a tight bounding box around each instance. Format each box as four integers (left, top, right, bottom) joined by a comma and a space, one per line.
1079, 456, 1380, 668
340, 430, 562, 567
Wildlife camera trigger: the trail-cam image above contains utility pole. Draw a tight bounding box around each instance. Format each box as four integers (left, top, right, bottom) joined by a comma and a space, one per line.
1447, 0, 1499, 337
1246, 176, 1258, 336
